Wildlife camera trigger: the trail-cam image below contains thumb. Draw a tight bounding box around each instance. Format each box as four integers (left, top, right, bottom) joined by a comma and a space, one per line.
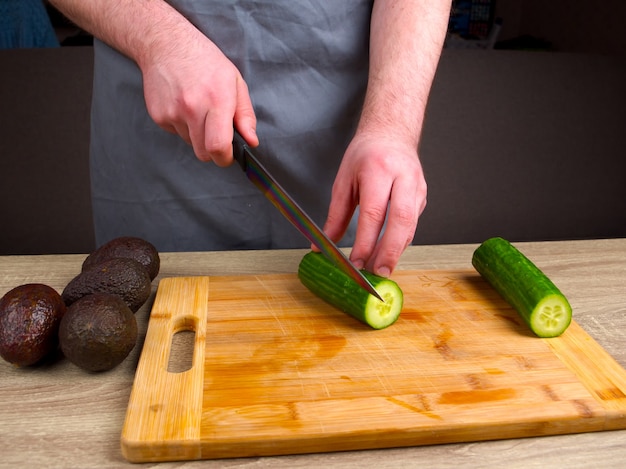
233, 75, 258, 147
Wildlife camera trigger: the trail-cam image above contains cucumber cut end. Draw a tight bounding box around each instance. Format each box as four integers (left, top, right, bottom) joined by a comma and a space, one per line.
529, 294, 572, 338
297, 251, 404, 330
364, 281, 404, 330
472, 237, 574, 338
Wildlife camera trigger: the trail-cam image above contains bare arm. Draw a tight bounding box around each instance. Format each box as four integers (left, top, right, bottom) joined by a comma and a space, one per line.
323, 0, 450, 276
360, 0, 450, 146
48, 0, 258, 164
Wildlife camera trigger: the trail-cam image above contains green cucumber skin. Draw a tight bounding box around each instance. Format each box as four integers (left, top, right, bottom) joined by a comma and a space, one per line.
298, 252, 402, 329
472, 237, 572, 338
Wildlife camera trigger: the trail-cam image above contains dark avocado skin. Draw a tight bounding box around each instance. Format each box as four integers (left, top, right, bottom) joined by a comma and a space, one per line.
59, 293, 137, 372
81, 236, 160, 280
62, 257, 152, 313
0, 284, 66, 366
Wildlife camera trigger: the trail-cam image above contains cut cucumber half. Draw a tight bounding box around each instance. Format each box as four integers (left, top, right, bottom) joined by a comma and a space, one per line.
298, 251, 403, 329
472, 237, 572, 338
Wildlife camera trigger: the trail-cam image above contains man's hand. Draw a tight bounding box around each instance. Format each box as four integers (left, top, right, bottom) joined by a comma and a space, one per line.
47, 0, 259, 165
141, 28, 258, 166
320, 0, 449, 275
322, 133, 427, 277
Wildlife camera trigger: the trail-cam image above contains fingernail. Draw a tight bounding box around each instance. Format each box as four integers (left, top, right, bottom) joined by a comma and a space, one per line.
376, 266, 391, 278
352, 258, 365, 270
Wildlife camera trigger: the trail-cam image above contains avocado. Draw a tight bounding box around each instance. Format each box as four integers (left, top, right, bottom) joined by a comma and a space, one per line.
58, 293, 137, 372
0, 284, 66, 366
82, 236, 160, 280
62, 257, 152, 313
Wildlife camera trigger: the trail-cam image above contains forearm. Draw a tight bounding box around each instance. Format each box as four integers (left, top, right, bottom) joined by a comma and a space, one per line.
358, 0, 450, 146
48, 0, 203, 69
49, 0, 257, 164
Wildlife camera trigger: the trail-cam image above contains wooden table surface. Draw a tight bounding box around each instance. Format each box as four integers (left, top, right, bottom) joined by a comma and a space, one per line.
1, 239, 625, 468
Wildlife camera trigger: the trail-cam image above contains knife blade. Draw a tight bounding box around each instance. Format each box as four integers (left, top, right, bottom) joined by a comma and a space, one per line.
232, 130, 384, 302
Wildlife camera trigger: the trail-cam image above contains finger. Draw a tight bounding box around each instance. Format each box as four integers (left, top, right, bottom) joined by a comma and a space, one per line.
186, 93, 234, 165
233, 76, 259, 148
154, 113, 191, 144
349, 181, 392, 270
367, 179, 425, 276
170, 122, 191, 145
202, 109, 234, 166
201, 74, 257, 166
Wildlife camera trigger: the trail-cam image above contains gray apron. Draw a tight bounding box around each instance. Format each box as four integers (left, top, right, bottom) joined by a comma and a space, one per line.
89, 0, 373, 252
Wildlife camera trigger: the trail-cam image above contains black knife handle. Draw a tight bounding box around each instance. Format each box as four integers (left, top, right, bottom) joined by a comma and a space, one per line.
232, 129, 248, 171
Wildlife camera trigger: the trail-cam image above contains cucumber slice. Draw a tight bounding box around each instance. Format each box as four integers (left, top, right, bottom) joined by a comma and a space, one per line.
472, 237, 572, 338
298, 251, 403, 329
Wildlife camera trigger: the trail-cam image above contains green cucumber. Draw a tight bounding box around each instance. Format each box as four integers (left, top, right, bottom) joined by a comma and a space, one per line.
472, 237, 572, 338
297, 251, 403, 329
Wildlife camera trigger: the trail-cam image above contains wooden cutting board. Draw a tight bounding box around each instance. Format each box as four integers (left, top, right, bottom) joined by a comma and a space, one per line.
121, 270, 626, 462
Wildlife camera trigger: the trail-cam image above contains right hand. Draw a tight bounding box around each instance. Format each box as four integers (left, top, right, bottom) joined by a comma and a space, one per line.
140, 28, 258, 166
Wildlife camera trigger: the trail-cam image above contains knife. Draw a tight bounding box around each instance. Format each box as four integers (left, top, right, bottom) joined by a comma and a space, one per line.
232, 130, 384, 302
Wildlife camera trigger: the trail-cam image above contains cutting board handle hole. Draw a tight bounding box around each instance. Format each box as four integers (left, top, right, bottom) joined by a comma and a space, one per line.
167, 328, 196, 374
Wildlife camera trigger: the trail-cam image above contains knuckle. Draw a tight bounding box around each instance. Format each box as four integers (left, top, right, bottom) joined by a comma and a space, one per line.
360, 204, 388, 225
394, 203, 419, 229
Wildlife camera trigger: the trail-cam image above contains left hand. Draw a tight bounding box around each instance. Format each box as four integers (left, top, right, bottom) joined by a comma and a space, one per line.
320, 132, 427, 277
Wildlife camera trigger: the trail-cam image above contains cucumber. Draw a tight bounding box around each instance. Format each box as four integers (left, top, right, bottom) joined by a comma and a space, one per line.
297, 251, 403, 329
472, 237, 572, 338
